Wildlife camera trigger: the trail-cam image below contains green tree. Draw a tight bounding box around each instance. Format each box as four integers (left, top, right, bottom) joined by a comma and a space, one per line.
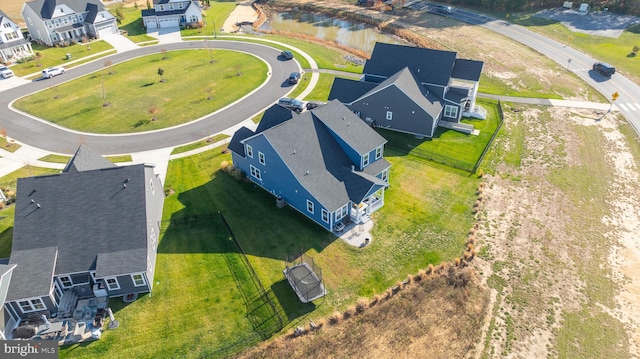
157, 67, 165, 82
146, 0, 151, 10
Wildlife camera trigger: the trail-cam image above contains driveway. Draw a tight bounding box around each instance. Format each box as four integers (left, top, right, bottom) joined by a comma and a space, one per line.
534, 8, 640, 38
146, 26, 183, 44
101, 33, 140, 52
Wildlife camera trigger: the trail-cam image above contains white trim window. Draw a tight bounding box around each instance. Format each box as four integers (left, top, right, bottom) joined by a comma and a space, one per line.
58, 275, 73, 288
381, 169, 389, 182
250, 165, 262, 180
18, 298, 45, 313
444, 105, 458, 118
246, 144, 253, 158
105, 277, 120, 291
386, 111, 393, 120
307, 200, 314, 214
363, 153, 369, 167
321, 209, 329, 223
375, 146, 382, 160
131, 274, 146, 287
336, 204, 348, 221
258, 151, 265, 165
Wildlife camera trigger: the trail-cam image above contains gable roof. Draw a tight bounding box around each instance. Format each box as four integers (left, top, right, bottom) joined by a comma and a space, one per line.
445, 86, 468, 104
63, 144, 116, 173
452, 58, 484, 82
0, 9, 13, 23
255, 104, 296, 133
328, 78, 377, 104
7, 247, 57, 301
364, 42, 457, 86
25, 0, 106, 20
228, 126, 255, 157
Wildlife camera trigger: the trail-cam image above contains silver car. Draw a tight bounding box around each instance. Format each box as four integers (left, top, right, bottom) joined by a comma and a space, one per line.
42, 66, 66, 79
0, 66, 14, 79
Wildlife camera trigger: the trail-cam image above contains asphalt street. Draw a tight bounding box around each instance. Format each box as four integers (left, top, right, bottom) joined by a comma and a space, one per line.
0, 41, 299, 154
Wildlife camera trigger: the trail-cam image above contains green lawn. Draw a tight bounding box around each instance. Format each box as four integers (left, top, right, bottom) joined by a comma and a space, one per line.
170, 134, 230, 155
10, 41, 115, 77
0, 137, 21, 153
303, 73, 356, 101
13, 50, 267, 134
37, 154, 71, 163
182, 1, 239, 38
109, 4, 157, 44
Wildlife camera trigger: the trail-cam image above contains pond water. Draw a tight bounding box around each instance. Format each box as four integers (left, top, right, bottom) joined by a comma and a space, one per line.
260, 12, 408, 53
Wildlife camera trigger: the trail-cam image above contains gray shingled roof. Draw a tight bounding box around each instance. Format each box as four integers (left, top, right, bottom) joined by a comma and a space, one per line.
7, 247, 57, 301
11, 163, 152, 281
63, 144, 116, 173
328, 78, 377, 104
228, 126, 255, 157
311, 99, 387, 155
452, 58, 484, 82
445, 86, 468, 104
255, 104, 296, 133
363, 157, 391, 177
0, 39, 31, 50
0, 263, 16, 304
363, 42, 457, 86
25, 0, 106, 20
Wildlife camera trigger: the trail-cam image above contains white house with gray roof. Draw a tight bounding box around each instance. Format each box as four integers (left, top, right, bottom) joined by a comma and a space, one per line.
21, 0, 118, 46
229, 100, 390, 232
0, 10, 34, 64
141, 0, 202, 30
3, 145, 164, 325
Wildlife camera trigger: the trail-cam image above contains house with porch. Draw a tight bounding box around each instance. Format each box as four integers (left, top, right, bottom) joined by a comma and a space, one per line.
141, 0, 202, 30
3, 145, 164, 328
228, 100, 391, 232
329, 42, 485, 138
21, 0, 118, 47
0, 10, 35, 64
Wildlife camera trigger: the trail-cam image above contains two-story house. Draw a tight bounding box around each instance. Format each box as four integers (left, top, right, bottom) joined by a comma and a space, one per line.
329, 42, 485, 138
3, 145, 164, 324
228, 100, 391, 232
0, 10, 35, 64
21, 0, 118, 47
141, 0, 202, 30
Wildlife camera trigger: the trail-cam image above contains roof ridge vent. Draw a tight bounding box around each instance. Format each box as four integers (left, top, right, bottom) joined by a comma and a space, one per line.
305, 170, 310, 175
37, 203, 41, 208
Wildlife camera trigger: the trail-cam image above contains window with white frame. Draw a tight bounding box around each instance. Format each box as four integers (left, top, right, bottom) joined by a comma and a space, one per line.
307, 200, 314, 214
59, 275, 72, 288
321, 209, 329, 223
363, 153, 369, 167
246, 144, 253, 158
250, 165, 261, 180
105, 277, 120, 291
159, 5, 164, 10
444, 105, 458, 118
386, 111, 393, 120
150, 227, 157, 250
336, 204, 348, 220
131, 274, 146, 287
375, 146, 382, 160
3, 23, 10, 28
258, 151, 265, 165
18, 298, 45, 313
381, 169, 389, 182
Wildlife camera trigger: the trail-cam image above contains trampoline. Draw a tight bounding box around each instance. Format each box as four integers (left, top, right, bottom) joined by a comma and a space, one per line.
283, 262, 327, 303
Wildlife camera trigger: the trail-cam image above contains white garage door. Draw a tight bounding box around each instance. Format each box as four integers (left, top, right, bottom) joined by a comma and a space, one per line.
98, 25, 116, 38
145, 19, 157, 29
159, 18, 179, 28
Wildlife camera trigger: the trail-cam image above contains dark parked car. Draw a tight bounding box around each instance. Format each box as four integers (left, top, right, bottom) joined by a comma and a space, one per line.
593, 62, 615, 77
281, 51, 294, 60
436, 5, 454, 14
288, 71, 301, 84
277, 97, 304, 112
305, 101, 326, 110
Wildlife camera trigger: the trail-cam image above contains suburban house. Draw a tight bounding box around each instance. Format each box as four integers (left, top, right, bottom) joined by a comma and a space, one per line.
141, 0, 203, 30
0, 10, 35, 64
329, 42, 485, 138
21, 0, 118, 47
228, 100, 391, 232
3, 145, 164, 325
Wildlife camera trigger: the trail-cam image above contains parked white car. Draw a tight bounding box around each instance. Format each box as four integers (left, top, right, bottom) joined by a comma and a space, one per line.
0, 66, 14, 79
42, 66, 65, 79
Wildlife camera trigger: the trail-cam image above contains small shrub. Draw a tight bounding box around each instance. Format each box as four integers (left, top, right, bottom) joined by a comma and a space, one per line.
454, 258, 461, 267
416, 269, 427, 281
329, 311, 341, 325
463, 251, 472, 261
343, 305, 356, 320
356, 298, 368, 314
405, 274, 414, 286
369, 294, 381, 308
426, 264, 434, 275
467, 243, 475, 252
446, 267, 474, 288
467, 235, 476, 245
220, 160, 230, 170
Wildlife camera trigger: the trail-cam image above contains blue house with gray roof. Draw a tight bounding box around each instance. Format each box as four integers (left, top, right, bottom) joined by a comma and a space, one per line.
228, 100, 390, 232
329, 42, 485, 138
3, 145, 164, 323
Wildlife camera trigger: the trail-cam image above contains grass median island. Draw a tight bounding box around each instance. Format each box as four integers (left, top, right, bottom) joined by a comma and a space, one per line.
13, 50, 268, 134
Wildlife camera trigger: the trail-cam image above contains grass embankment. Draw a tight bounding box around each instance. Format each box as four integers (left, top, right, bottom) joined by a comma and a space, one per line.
13, 50, 267, 134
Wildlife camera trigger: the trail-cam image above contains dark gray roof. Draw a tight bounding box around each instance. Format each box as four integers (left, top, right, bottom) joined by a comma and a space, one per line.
445, 86, 468, 104
0, 39, 31, 50
311, 99, 387, 155
63, 144, 116, 173
12, 163, 153, 278
452, 59, 484, 82
84, 2, 99, 23
228, 126, 255, 157
363, 42, 457, 86
141, 9, 156, 16
7, 247, 57, 301
97, 248, 147, 278
255, 104, 296, 133
363, 157, 391, 177
260, 101, 389, 211
25, 0, 106, 20
51, 22, 84, 32
328, 78, 377, 104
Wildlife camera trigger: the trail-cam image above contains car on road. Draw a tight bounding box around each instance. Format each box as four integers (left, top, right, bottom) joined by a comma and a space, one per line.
0, 66, 14, 79
305, 101, 326, 110
592, 62, 615, 77
436, 5, 454, 14
281, 51, 294, 60
288, 71, 301, 84
42, 66, 65, 79
277, 97, 304, 112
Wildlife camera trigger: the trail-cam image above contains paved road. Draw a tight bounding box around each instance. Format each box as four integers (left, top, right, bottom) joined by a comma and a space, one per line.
409, 1, 640, 133
0, 41, 298, 154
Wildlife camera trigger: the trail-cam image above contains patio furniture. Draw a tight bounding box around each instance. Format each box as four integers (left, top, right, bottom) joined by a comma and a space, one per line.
335, 222, 345, 233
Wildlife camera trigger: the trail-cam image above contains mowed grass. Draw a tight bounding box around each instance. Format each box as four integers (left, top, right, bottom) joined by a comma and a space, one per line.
13, 50, 267, 133
170, 134, 230, 155
9, 41, 115, 77
181, 1, 239, 38
109, 4, 158, 44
